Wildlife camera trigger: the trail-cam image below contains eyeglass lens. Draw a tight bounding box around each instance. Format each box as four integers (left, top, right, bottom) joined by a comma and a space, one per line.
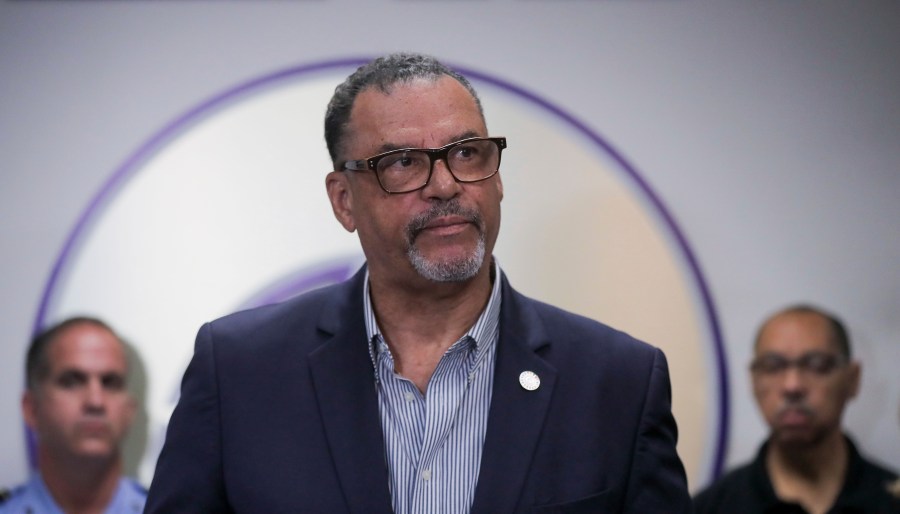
750, 352, 845, 377
376, 139, 500, 192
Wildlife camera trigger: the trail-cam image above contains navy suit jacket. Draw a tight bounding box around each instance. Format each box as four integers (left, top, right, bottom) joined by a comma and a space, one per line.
145, 267, 691, 513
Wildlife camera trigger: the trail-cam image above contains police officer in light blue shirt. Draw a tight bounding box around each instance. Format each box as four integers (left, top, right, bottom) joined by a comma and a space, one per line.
0, 317, 147, 514
0, 474, 145, 514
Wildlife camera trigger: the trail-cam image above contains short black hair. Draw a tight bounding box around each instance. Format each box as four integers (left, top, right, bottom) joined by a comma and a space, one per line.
754, 304, 851, 358
26, 316, 122, 390
324, 52, 484, 167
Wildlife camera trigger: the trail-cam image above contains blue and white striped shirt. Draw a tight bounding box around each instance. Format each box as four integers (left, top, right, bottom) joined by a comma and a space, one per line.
364, 262, 501, 514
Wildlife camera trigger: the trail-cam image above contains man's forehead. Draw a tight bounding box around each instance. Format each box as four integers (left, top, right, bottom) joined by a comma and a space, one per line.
351, 77, 481, 121
47, 324, 127, 370
756, 312, 837, 354
346, 82, 484, 153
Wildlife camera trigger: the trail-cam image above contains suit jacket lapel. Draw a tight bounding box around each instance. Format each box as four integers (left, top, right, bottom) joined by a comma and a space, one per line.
307, 269, 394, 514
471, 277, 558, 514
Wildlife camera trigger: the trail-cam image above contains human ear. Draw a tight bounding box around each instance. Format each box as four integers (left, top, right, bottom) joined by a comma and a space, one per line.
22, 390, 38, 430
326, 171, 357, 233
124, 394, 138, 428
846, 361, 861, 399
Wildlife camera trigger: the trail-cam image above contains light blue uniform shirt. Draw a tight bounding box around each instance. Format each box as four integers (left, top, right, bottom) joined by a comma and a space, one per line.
364, 261, 502, 514
0, 474, 146, 514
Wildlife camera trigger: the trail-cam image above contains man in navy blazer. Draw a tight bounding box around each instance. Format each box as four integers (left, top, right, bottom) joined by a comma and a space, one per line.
145, 52, 691, 513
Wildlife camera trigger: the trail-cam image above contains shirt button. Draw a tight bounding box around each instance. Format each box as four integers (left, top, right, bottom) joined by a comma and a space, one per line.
404, 391, 415, 402
422, 469, 432, 481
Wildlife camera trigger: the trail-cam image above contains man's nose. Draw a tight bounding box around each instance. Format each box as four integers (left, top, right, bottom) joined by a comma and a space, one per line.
84, 379, 107, 411
422, 158, 461, 199
780, 366, 807, 398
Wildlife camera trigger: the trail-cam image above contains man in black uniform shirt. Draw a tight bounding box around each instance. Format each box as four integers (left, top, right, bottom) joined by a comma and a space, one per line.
693, 304, 899, 514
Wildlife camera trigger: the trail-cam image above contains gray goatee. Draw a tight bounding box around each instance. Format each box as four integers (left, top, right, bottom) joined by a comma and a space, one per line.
405, 200, 485, 282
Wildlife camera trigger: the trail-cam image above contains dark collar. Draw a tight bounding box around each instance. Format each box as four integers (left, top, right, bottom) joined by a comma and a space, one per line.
749, 435, 876, 513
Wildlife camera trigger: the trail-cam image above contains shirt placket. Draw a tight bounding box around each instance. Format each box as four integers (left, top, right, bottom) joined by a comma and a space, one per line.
377, 342, 424, 471
410, 340, 474, 513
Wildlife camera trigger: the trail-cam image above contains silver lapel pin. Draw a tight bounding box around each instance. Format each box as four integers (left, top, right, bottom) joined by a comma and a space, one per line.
519, 370, 541, 391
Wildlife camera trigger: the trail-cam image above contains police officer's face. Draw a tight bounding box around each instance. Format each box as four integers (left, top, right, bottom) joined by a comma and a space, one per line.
751, 312, 859, 448
23, 324, 136, 462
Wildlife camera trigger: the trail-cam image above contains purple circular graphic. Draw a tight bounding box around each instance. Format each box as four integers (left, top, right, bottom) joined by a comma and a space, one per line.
33, 57, 729, 480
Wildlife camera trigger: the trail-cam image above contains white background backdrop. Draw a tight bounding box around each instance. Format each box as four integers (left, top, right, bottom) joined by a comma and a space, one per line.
2, 0, 898, 493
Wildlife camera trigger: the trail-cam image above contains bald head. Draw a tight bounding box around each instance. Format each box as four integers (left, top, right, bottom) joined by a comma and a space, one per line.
754, 304, 851, 359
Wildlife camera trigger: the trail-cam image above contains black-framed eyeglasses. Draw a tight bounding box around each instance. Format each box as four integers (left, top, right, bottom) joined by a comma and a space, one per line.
340, 136, 507, 194
749, 351, 847, 378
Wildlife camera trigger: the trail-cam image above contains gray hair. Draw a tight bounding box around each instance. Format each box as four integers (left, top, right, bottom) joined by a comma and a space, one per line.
324, 52, 484, 167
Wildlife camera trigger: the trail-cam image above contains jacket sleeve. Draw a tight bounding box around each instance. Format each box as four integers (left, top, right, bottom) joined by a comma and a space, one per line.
623, 348, 693, 513
144, 322, 233, 513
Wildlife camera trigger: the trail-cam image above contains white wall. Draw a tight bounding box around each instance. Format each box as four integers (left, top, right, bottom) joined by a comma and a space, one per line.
2, 0, 898, 492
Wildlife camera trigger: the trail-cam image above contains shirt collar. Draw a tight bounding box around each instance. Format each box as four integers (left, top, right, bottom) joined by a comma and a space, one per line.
364, 259, 502, 379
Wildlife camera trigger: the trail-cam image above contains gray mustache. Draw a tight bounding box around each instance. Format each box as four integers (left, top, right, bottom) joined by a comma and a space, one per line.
406, 200, 483, 241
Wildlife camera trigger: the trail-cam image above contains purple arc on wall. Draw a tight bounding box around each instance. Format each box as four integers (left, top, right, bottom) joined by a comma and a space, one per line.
33, 56, 729, 481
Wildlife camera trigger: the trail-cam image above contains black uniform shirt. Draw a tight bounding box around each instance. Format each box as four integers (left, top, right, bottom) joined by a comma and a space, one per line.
693, 436, 900, 514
